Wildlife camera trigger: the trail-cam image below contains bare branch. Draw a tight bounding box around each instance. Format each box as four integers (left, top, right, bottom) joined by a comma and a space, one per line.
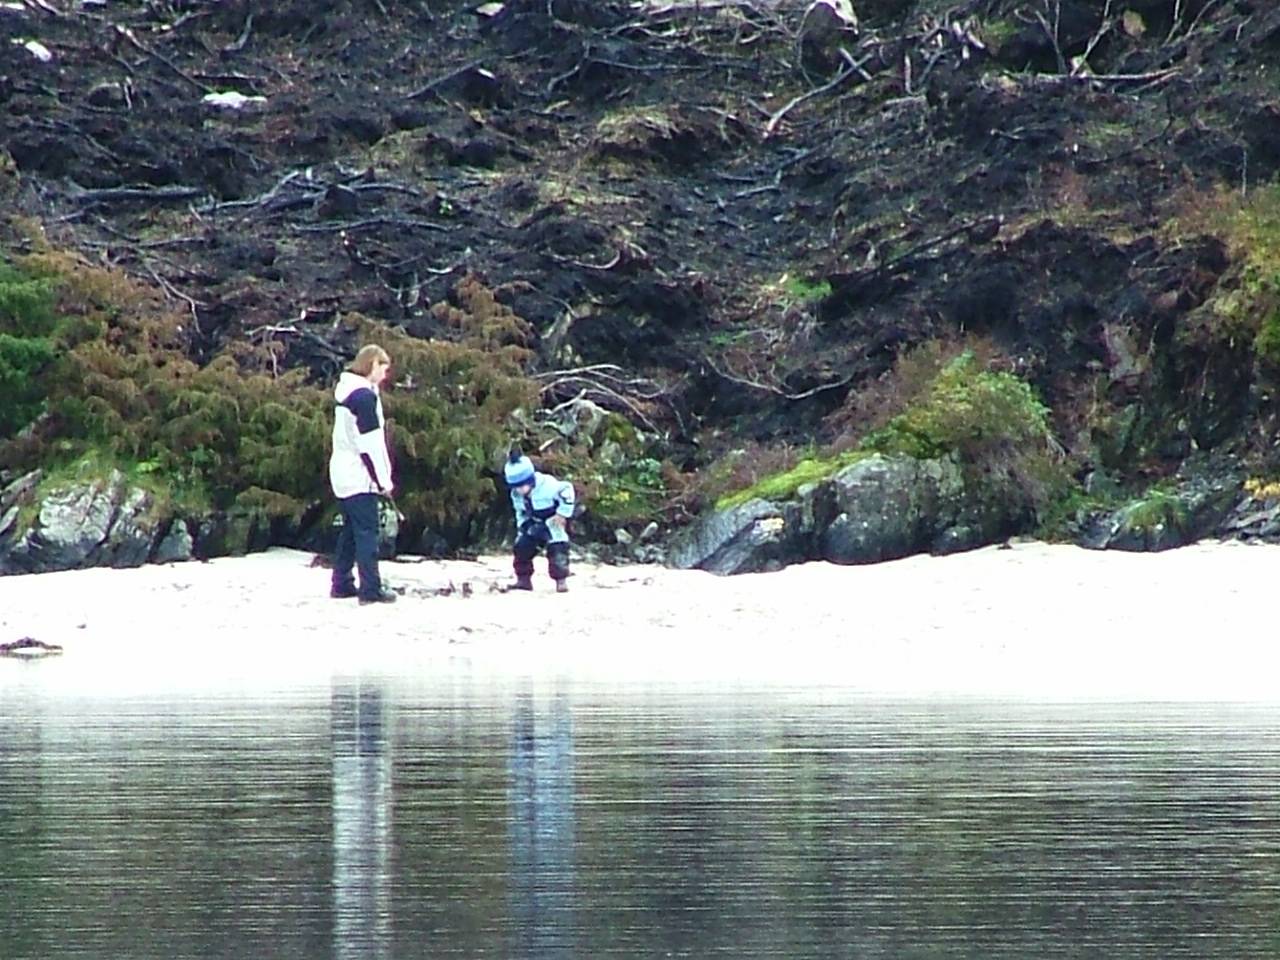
291, 216, 459, 234
70, 184, 207, 205
702, 353, 853, 401
1071, 0, 1113, 77
764, 55, 869, 138
406, 59, 485, 100
113, 24, 213, 93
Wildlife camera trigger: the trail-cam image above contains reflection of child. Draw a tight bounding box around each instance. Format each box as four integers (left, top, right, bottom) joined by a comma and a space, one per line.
503, 451, 576, 593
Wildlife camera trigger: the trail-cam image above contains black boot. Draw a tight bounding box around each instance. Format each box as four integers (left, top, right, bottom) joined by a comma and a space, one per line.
512, 575, 533, 591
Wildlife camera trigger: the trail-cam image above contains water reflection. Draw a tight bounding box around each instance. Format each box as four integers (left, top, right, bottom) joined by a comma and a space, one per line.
2, 672, 1280, 960
508, 686, 576, 958
331, 680, 392, 960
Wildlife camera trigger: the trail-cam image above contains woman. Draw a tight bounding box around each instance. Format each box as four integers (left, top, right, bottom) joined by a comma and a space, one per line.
329, 344, 397, 604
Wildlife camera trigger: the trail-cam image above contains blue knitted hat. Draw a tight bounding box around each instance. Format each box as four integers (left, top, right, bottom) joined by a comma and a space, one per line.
504, 453, 535, 487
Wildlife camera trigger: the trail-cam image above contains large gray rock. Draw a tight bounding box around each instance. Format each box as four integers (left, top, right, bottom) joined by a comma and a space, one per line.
669, 454, 1012, 576
0, 469, 41, 513
0, 504, 19, 542
667, 498, 809, 575
0, 470, 42, 566
820, 456, 966, 564
152, 519, 194, 564
193, 509, 264, 559
100, 487, 159, 568
12, 473, 123, 573
1222, 499, 1280, 542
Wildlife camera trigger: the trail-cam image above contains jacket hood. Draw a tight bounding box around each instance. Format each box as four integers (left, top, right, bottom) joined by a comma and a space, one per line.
334, 370, 373, 403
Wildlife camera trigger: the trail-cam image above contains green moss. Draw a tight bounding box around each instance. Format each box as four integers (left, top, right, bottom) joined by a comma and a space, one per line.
1121, 486, 1188, 534
1256, 310, 1280, 367
1035, 483, 1121, 541
781, 276, 832, 303
602, 413, 642, 450
716, 449, 869, 511
979, 17, 1018, 49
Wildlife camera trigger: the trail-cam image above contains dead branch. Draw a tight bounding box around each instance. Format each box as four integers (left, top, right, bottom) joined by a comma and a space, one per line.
703, 353, 853, 401
142, 261, 203, 334
546, 250, 625, 271
92, 219, 205, 251
20, 0, 67, 18
533, 364, 668, 401
292, 216, 459, 234
1072, 0, 1113, 77
1013, 67, 1181, 87
70, 184, 207, 205
1169, 0, 1226, 43
1027, 2, 1068, 75
161, 9, 213, 33
113, 24, 213, 93
867, 217, 990, 279
223, 12, 254, 53
243, 321, 348, 363
764, 54, 870, 138
406, 59, 484, 100
207, 170, 307, 213
535, 373, 663, 434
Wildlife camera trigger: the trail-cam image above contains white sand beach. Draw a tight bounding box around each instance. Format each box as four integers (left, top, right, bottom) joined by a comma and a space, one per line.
2, 541, 1278, 701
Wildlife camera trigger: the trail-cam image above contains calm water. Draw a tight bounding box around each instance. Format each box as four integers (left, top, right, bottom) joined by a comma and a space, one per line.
2, 668, 1279, 959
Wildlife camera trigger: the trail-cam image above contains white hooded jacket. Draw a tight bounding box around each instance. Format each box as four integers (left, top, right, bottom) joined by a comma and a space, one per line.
329, 371, 393, 499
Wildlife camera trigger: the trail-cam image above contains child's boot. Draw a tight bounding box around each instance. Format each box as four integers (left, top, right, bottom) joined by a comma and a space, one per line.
513, 574, 533, 591
555, 579, 568, 594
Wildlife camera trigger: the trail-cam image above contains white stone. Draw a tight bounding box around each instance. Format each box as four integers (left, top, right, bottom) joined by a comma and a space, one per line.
202, 90, 268, 110
16, 39, 54, 62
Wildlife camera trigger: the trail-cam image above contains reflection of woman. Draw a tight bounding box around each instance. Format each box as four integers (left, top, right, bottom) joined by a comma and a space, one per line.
508, 689, 576, 958
332, 681, 392, 960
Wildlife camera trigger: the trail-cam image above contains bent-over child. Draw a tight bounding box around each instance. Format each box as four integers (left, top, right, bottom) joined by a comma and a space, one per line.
503, 450, 575, 593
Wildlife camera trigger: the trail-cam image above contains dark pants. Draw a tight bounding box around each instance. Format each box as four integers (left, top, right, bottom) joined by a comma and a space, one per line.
514, 524, 570, 582
333, 493, 382, 600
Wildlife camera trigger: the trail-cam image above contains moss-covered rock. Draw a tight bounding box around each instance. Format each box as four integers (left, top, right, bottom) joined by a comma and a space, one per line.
671, 453, 1013, 574
1079, 472, 1242, 552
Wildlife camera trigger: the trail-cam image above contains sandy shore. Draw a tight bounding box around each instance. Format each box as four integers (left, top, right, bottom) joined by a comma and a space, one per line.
2, 541, 1278, 700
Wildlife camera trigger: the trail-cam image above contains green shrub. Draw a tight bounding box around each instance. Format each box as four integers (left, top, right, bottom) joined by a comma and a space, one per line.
591, 455, 669, 522
861, 352, 1052, 461
363, 314, 538, 529
862, 351, 1065, 516
0, 259, 61, 438
1180, 184, 1280, 373
713, 350, 1066, 520
0, 252, 543, 539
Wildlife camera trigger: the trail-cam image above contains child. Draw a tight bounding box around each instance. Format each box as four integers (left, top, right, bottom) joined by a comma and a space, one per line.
503, 450, 576, 593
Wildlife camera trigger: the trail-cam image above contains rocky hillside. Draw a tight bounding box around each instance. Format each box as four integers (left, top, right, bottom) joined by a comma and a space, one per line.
4, 0, 1280, 574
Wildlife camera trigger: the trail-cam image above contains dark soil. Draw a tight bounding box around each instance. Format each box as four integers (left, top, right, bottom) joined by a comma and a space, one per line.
5, 0, 1280, 491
